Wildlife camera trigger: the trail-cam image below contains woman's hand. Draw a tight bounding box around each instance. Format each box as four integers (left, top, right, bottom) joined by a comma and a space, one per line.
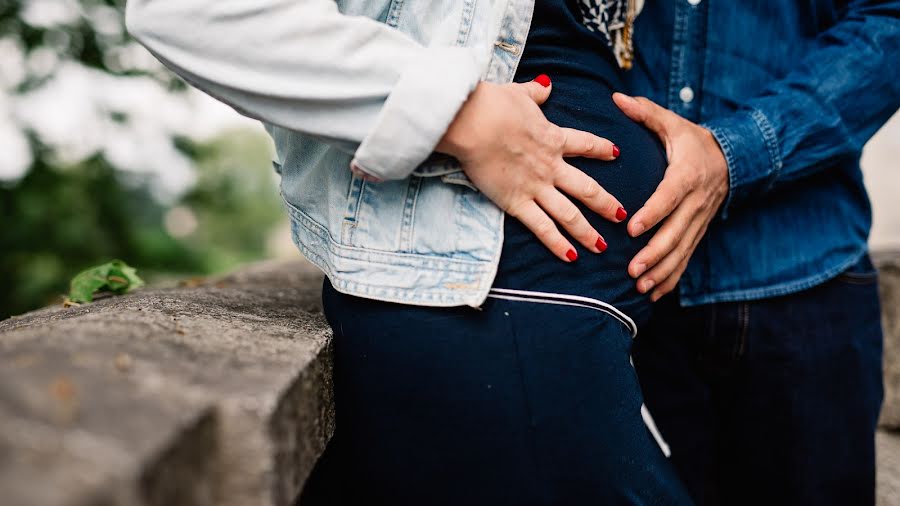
437, 76, 626, 262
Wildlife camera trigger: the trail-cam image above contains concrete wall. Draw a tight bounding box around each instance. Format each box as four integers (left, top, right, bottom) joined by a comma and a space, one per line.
0, 256, 898, 505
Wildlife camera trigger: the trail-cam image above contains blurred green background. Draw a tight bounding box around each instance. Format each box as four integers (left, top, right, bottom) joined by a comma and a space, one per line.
0, 0, 288, 320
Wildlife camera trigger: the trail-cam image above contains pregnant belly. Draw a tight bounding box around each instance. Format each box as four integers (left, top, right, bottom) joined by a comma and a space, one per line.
492, 74, 667, 324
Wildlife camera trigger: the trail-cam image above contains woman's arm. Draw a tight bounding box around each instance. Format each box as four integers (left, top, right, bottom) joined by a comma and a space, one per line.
128, 1, 629, 262
126, 0, 483, 181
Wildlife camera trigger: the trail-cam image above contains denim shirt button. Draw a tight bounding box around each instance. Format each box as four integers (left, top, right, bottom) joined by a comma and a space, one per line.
687, 0, 701, 5
679, 86, 694, 104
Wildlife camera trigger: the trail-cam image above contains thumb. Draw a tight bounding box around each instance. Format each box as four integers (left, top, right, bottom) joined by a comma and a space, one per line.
516, 74, 553, 105
613, 92, 672, 135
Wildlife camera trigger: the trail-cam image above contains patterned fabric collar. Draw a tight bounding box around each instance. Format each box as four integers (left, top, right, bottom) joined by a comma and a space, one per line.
576, 0, 643, 68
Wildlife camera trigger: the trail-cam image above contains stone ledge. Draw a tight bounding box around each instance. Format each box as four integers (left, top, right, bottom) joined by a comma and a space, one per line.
0, 260, 330, 506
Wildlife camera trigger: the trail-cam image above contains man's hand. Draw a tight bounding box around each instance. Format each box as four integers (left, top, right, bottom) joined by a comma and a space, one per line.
612, 93, 729, 301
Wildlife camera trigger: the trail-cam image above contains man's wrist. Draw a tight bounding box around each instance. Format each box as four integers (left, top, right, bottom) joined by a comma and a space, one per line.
700, 126, 730, 199
702, 109, 781, 219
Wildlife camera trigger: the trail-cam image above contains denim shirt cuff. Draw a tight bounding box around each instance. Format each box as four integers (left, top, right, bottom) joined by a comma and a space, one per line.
351, 46, 484, 181
703, 109, 783, 219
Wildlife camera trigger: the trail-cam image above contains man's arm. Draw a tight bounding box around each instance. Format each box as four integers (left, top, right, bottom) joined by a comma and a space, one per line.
704, 1, 900, 216
125, 0, 484, 180
617, 0, 900, 300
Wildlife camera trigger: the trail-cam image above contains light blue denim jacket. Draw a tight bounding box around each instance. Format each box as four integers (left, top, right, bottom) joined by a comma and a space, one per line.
126, 0, 534, 306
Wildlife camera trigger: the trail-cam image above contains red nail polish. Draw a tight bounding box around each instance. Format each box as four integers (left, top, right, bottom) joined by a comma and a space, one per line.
534, 74, 551, 88
612, 145, 620, 158
566, 249, 578, 261
616, 207, 628, 221
595, 236, 608, 252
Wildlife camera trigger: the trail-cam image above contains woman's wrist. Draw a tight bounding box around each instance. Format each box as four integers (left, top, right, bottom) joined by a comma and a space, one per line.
435, 81, 493, 161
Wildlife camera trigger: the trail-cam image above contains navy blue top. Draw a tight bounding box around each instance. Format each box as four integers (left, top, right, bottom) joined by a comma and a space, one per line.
624, 1, 900, 305
493, 0, 665, 324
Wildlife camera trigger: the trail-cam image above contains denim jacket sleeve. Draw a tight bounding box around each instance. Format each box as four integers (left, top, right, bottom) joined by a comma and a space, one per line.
125, 0, 484, 180
702, 1, 900, 217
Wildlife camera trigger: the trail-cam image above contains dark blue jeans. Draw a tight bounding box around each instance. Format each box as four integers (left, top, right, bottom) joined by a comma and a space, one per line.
632, 255, 884, 506
300, 279, 694, 505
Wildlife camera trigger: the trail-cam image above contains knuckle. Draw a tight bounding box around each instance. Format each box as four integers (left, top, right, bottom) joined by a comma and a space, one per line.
666, 191, 680, 211
560, 204, 581, 226
581, 179, 602, 199
546, 126, 567, 149
533, 217, 556, 238
694, 198, 710, 213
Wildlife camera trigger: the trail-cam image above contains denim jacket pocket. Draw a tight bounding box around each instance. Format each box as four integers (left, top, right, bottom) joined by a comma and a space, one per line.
411, 153, 479, 191
411, 153, 463, 177
836, 254, 879, 285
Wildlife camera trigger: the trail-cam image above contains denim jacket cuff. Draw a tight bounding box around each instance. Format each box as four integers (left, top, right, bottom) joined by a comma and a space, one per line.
351, 46, 484, 181
703, 109, 783, 219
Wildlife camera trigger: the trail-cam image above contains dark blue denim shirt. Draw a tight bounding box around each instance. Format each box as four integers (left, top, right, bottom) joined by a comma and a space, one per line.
624, 0, 900, 306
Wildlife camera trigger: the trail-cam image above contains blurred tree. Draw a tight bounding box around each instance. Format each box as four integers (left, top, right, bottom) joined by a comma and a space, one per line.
0, 0, 284, 319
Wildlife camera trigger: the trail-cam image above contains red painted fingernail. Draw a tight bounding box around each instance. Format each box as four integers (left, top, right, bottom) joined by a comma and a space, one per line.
596, 236, 608, 252
566, 249, 578, 261
612, 145, 620, 158
534, 74, 551, 87
616, 207, 628, 221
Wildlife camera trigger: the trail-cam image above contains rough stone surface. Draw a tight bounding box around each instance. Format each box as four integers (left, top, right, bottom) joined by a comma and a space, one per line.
0, 260, 331, 506
877, 252, 900, 430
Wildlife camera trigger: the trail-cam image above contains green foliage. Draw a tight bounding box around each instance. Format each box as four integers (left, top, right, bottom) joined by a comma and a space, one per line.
0, 2, 285, 319
0, 131, 282, 319
68, 259, 144, 303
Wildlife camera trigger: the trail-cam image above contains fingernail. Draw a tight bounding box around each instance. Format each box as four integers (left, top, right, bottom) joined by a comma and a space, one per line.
632, 222, 646, 236
633, 262, 647, 278
534, 74, 551, 87
612, 145, 620, 158
616, 207, 627, 221
641, 279, 656, 292
595, 236, 608, 252
566, 249, 578, 262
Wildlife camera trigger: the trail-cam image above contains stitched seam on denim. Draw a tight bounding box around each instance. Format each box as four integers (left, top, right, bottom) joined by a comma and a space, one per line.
384, 0, 405, 28
456, 0, 477, 46
749, 108, 784, 191
667, 5, 690, 110
341, 175, 365, 244
680, 246, 868, 306
706, 124, 738, 219
399, 177, 421, 252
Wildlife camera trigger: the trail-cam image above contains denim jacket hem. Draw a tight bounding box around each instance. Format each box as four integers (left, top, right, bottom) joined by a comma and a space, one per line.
679, 246, 868, 306
284, 197, 504, 308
